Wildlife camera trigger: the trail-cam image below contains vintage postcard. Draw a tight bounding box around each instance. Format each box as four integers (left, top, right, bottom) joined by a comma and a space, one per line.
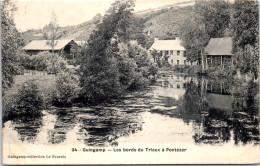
1, 0, 260, 165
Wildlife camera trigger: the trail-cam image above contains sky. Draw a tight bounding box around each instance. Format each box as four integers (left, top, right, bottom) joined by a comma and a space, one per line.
13, 0, 191, 32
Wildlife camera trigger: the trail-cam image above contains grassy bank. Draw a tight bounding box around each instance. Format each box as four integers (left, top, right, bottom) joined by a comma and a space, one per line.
3, 72, 56, 99
159, 65, 236, 78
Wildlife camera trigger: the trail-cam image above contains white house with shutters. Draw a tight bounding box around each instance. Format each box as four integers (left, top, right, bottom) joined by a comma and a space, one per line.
149, 37, 191, 66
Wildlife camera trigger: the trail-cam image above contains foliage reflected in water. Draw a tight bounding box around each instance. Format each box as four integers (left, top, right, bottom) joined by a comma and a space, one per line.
231, 80, 260, 145
11, 116, 43, 143
6, 73, 260, 146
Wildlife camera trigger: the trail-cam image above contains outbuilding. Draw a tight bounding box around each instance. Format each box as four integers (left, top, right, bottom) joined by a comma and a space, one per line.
205, 37, 233, 69
22, 39, 78, 59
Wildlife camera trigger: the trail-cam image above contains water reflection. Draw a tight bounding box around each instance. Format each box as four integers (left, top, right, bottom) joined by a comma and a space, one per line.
48, 109, 78, 144
231, 81, 260, 145
150, 73, 259, 145
10, 116, 43, 143
4, 72, 260, 146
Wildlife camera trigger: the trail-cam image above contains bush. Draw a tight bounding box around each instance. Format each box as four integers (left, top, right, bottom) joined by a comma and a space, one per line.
46, 54, 68, 74
53, 71, 81, 106
18, 52, 33, 70
7, 80, 44, 118
2, 97, 16, 121
31, 52, 49, 71
18, 51, 68, 74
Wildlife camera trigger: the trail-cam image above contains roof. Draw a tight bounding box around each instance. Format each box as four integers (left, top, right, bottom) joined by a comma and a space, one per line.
22, 39, 76, 51
75, 40, 87, 46
206, 37, 233, 56
149, 38, 185, 51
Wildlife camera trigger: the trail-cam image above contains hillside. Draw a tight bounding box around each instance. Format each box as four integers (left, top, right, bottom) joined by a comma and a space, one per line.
21, 1, 194, 46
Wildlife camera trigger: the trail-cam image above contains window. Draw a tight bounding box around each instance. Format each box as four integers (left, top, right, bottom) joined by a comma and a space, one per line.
171, 59, 173, 64
166, 51, 169, 55
177, 84, 180, 89
184, 60, 186, 66
170, 51, 173, 55
184, 51, 186, 56
177, 60, 179, 65
177, 51, 180, 55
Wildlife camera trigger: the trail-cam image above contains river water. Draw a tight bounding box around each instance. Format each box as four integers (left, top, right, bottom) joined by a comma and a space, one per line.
3, 72, 260, 147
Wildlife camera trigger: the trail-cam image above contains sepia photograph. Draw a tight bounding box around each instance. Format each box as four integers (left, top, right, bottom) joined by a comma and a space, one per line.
1, 0, 260, 164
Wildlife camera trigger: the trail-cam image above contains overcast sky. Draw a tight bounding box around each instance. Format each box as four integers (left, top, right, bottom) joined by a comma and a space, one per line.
14, 0, 190, 32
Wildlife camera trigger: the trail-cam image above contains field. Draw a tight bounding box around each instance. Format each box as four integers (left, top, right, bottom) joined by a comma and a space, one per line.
3, 71, 56, 100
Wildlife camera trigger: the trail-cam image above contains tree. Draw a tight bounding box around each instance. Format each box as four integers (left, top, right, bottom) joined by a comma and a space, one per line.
178, 12, 209, 68
80, 0, 157, 103
231, 0, 259, 78
80, 0, 134, 102
42, 12, 60, 54
198, 0, 231, 38
92, 13, 102, 25
13, 80, 44, 116
232, 0, 258, 50
1, 0, 22, 92
54, 71, 81, 106
117, 41, 157, 90
178, 0, 231, 68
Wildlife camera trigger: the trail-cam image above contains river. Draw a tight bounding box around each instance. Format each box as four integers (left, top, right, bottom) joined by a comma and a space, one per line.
3, 72, 260, 147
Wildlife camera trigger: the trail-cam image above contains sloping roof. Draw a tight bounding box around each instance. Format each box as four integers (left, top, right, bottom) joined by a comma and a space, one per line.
206, 37, 233, 56
22, 39, 75, 51
149, 38, 185, 51
75, 40, 87, 46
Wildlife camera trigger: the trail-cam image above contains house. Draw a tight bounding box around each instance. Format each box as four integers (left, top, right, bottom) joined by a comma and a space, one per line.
205, 37, 233, 69
22, 39, 78, 59
149, 38, 191, 66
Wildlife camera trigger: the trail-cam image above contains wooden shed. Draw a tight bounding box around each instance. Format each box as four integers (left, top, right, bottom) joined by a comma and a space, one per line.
205, 37, 233, 69
22, 39, 78, 59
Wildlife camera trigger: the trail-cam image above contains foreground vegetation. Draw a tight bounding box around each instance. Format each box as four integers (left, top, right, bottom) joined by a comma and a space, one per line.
2, 0, 158, 121
1, 0, 258, 122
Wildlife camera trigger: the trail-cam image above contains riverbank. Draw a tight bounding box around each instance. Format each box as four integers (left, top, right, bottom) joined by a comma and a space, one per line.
159, 65, 237, 78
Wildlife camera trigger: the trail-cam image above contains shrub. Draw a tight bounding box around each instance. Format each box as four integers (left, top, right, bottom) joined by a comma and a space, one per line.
53, 71, 81, 106
2, 97, 16, 121
46, 54, 68, 74
18, 52, 33, 70
31, 52, 49, 71
128, 72, 149, 90
18, 51, 68, 74
13, 80, 44, 117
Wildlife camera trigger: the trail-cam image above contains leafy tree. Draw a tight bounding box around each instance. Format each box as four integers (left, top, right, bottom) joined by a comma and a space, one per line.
117, 42, 137, 90
232, 0, 258, 50
178, 0, 231, 68
13, 80, 44, 117
1, 0, 22, 91
80, 0, 135, 102
231, 0, 259, 78
54, 71, 81, 106
80, 0, 157, 103
92, 13, 102, 25
117, 41, 157, 90
178, 12, 209, 67
198, 0, 231, 38
150, 50, 163, 67
42, 12, 61, 54
128, 16, 147, 47
46, 53, 68, 74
